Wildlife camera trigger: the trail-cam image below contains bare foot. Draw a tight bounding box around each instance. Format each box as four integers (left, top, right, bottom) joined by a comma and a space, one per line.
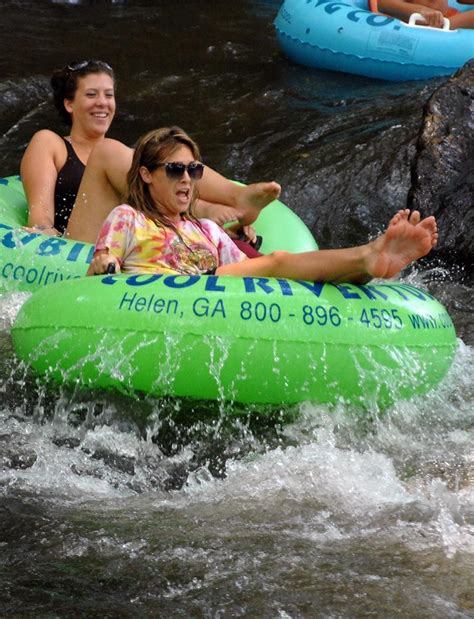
194, 200, 242, 226
236, 181, 281, 226
366, 209, 438, 279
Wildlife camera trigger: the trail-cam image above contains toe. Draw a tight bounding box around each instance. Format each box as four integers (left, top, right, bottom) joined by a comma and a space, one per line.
408, 210, 420, 224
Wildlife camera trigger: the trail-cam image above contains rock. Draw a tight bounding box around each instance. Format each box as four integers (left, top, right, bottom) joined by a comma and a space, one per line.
408, 60, 474, 267
274, 95, 423, 249
270, 64, 474, 274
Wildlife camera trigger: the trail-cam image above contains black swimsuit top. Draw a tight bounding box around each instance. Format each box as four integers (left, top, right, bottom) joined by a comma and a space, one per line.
54, 137, 85, 234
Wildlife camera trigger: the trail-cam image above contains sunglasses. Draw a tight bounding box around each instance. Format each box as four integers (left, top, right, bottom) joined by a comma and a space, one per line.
156, 161, 204, 180
67, 60, 113, 72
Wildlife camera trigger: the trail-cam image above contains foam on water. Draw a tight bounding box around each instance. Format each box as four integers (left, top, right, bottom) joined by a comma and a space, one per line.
0, 291, 31, 329
1, 288, 472, 615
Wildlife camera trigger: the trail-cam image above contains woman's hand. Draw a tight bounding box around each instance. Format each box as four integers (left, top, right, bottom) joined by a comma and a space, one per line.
86, 250, 121, 276
224, 222, 257, 244
23, 225, 61, 237
416, 6, 445, 26
378, 0, 447, 27
193, 199, 242, 227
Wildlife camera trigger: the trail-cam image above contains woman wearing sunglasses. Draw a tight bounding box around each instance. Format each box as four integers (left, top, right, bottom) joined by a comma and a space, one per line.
87, 127, 438, 282
21, 60, 279, 246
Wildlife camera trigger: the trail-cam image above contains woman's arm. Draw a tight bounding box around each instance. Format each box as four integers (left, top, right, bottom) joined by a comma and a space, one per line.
20, 130, 65, 236
86, 205, 134, 275
86, 249, 121, 275
196, 167, 280, 227
378, 0, 446, 25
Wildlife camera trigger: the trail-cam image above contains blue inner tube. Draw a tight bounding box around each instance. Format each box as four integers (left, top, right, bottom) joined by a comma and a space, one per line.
275, 0, 474, 80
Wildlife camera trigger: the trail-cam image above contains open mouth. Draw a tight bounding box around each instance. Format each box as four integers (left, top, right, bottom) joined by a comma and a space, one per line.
177, 188, 190, 203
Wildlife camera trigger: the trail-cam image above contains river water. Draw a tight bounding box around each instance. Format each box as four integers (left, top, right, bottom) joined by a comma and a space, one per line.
1, 1, 473, 616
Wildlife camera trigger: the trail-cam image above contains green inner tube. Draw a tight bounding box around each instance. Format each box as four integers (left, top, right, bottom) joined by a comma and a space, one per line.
2, 175, 457, 408
0, 175, 318, 294
12, 272, 458, 408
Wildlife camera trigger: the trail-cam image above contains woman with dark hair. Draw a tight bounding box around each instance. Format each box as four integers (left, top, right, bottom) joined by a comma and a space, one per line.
21, 60, 280, 244
87, 126, 438, 282
21, 60, 115, 236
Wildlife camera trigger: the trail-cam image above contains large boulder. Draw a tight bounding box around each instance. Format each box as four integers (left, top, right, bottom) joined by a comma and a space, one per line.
265, 90, 424, 250
408, 60, 474, 267
267, 63, 474, 274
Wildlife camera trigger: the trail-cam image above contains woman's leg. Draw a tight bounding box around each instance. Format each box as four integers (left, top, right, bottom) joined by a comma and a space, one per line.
66, 138, 133, 243
216, 210, 438, 282
196, 167, 281, 225
66, 139, 281, 243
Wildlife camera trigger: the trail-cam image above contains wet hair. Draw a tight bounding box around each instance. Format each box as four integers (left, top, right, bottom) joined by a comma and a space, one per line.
126, 126, 202, 232
50, 60, 115, 126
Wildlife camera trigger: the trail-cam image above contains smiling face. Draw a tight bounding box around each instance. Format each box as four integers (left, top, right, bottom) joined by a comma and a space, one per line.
64, 72, 115, 138
140, 145, 199, 222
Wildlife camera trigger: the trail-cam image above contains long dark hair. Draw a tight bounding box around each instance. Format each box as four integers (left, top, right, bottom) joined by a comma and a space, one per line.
126, 127, 202, 235
50, 59, 114, 126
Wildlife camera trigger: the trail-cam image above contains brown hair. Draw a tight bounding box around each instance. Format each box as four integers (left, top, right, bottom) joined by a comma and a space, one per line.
126, 126, 202, 233
51, 60, 115, 127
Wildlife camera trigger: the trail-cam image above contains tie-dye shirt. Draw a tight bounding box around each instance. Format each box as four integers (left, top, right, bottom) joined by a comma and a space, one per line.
94, 204, 247, 275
